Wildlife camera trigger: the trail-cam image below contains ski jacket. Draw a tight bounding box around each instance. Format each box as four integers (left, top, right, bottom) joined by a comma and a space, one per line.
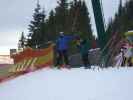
56, 35, 74, 51
77, 39, 91, 55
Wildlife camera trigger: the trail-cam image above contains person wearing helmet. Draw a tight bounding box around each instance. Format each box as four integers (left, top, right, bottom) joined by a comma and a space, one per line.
55, 32, 75, 68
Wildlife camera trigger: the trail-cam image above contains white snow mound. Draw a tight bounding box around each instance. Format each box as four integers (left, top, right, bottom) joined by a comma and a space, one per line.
0, 67, 133, 100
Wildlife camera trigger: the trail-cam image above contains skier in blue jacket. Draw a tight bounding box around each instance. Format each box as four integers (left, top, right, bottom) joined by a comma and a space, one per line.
56, 32, 75, 67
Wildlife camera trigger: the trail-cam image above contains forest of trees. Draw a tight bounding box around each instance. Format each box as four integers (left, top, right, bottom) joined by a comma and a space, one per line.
106, 0, 133, 44
18, 0, 133, 51
17, 0, 133, 66
18, 0, 94, 50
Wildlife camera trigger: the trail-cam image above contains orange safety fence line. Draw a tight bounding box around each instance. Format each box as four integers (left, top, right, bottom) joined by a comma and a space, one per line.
11, 46, 53, 63
35, 60, 54, 69
9, 45, 54, 73
0, 46, 55, 84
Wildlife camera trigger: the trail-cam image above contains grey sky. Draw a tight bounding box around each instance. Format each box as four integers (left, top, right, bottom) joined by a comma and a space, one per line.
0, 0, 126, 55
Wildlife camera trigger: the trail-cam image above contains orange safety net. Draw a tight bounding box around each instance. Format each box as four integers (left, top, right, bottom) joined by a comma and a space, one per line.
9, 46, 54, 73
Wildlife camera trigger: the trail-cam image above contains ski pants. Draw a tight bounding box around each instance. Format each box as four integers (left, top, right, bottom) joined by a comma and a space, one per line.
56, 50, 69, 66
82, 54, 90, 68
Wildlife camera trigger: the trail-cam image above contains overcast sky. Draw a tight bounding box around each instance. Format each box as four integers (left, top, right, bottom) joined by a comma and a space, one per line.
0, 0, 126, 55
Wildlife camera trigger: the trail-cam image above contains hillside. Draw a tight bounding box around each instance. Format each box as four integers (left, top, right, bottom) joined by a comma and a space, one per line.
0, 67, 133, 100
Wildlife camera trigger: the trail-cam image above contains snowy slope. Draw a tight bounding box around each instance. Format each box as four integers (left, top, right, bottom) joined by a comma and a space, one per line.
0, 67, 133, 100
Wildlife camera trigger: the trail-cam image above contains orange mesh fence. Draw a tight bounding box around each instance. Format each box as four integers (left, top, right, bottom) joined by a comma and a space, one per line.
9, 46, 54, 73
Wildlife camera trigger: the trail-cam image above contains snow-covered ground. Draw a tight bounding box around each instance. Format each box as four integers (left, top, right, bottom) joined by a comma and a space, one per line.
0, 67, 133, 100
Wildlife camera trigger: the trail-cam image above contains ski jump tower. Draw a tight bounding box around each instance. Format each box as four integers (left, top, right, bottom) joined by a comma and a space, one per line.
91, 0, 108, 65
91, 0, 106, 49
